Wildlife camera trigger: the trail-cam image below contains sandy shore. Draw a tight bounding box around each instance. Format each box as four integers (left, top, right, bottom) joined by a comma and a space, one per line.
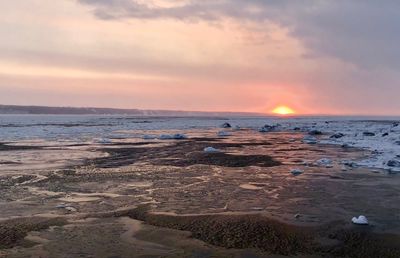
1, 130, 399, 257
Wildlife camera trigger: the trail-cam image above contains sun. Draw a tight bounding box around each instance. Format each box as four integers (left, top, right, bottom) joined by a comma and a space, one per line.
272, 106, 295, 115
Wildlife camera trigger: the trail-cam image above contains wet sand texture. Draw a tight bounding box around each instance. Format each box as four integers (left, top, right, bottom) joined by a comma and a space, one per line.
0, 217, 66, 249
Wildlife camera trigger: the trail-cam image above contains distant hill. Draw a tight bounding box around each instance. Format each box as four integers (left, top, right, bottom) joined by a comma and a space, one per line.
0, 104, 262, 117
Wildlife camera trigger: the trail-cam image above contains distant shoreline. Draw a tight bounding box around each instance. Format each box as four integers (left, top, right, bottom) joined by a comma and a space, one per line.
0, 104, 263, 117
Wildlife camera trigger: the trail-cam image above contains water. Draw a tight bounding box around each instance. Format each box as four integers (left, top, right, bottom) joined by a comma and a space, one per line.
1, 114, 400, 171
1, 114, 399, 141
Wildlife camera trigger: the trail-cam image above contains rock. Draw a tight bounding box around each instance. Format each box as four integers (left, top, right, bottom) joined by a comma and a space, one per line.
65, 207, 77, 213
159, 134, 187, 140
330, 133, 345, 139
217, 131, 231, 137
341, 143, 350, 148
382, 132, 389, 137
204, 147, 220, 153
341, 166, 348, 171
56, 203, 67, 209
363, 132, 375, 136
308, 130, 322, 135
395, 141, 400, 145
387, 160, 400, 167
234, 125, 241, 130
393, 122, 399, 127
303, 135, 317, 144
294, 214, 301, 219
352, 215, 369, 225
290, 168, 303, 176
293, 127, 301, 131
221, 122, 232, 128
259, 124, 282, 133
342, 160, 358, 168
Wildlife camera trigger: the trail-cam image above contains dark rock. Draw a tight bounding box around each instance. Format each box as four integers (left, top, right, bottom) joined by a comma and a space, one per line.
387, 160, 400, 167
293, 127, 301, 131
308, 130, 322, 135
382, 132, 389, 137
330, 133, 345, 139
363, 132, 375, 136
393, 122, 399, 127
259, 124, 281, 133
221, 122, 232, 128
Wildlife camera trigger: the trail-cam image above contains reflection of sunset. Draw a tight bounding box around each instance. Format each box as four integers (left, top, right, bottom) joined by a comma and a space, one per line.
272, 106, 295, 115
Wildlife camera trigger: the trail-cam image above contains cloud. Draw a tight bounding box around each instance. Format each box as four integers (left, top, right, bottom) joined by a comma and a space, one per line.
77, 0, 400, 70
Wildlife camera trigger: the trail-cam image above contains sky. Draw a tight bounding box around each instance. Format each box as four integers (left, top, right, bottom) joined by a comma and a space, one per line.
1, 0, 400, 115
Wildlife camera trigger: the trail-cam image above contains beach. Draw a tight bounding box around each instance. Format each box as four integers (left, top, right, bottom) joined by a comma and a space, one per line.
0, 115, 400, 257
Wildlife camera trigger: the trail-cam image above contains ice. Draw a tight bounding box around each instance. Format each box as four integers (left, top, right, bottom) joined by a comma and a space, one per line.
352, 215, 369, 225
303, 135, 318, 144
315, 158, 333, 167
1, 115, 400, 172
96, 138, 112, 144
217, 131, 231, 137
204, 147, 220, 153
142, 134, 157, 140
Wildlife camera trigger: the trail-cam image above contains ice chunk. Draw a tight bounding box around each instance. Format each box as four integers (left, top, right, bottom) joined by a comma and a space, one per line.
217, 131, 231, 137
97, 138, 112, 144
352, 215, 369, 225
303, 135, 317, 144
143, 134, 157, 140
316, 158, 333, 167
204, 147, 220, 153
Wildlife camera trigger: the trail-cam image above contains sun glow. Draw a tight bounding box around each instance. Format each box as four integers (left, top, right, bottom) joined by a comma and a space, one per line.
272, 106, 295, 115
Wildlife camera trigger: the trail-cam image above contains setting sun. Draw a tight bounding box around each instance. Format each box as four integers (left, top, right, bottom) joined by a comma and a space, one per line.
272, 106, 295, 115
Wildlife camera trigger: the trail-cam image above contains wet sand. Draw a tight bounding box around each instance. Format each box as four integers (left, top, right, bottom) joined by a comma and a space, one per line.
0, 130, 400, 257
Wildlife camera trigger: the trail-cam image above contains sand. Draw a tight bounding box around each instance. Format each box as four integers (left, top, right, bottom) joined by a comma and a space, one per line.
0, 130, 399, 257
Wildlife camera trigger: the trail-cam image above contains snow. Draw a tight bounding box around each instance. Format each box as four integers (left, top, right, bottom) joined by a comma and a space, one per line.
1, 115, 400, 173
352, 215, 369, 225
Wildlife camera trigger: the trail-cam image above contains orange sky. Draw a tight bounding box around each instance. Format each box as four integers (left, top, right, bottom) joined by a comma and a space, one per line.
1, 0, 399, 115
